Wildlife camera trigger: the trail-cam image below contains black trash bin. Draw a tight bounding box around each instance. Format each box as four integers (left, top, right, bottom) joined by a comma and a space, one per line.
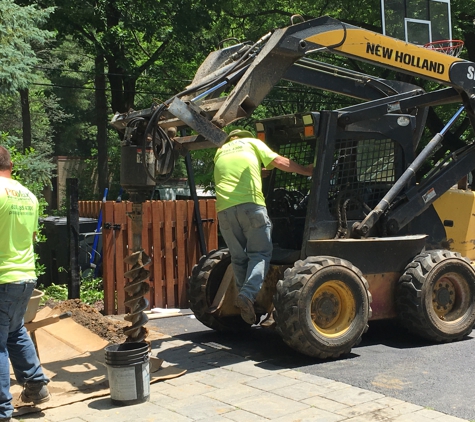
36, 216, 100, 287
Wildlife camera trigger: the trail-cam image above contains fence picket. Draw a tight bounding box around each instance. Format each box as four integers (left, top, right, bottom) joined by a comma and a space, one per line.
141, 202, 152, 310
163, 201, 176, 306
151, 202, 165, 308
175, 201, 187, 308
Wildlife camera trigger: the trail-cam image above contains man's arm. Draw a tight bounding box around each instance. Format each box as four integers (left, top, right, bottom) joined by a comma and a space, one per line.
271, 155, 313, 176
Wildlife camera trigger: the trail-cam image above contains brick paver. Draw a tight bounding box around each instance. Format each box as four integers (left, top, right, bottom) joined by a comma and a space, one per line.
13, 325, 470, 422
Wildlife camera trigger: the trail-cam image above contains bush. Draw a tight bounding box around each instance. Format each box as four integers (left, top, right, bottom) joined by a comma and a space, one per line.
39, 276, 104, 306
39, 283, 68, 304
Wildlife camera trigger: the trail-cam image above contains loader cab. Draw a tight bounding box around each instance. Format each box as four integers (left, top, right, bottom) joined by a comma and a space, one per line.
256, 114, 316, 252
256, 109, 420, 258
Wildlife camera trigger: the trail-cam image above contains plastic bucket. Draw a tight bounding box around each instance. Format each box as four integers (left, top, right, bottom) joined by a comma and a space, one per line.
105, 342, 150, 406
24, 289, 44, 323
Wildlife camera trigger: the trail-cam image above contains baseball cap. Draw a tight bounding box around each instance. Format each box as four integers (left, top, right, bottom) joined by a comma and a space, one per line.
224, 129, 254, 143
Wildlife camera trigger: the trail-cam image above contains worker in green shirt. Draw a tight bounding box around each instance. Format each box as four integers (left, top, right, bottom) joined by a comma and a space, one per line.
0, 146, 50, 422
214, 129, 313, 325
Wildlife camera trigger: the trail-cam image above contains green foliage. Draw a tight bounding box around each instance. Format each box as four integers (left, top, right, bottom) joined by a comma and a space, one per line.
1, 0, 474, 203
1, 134, 53, 212
8, 146, 54, 195
39, 276, 104, 306
67, 132, 122, 201
190, 149, 216, 191
0, 88, 62, 158
80, 276, 104, 305
42, 38, 96, 156
0, 0, 55, 94
39, 283, 67, 304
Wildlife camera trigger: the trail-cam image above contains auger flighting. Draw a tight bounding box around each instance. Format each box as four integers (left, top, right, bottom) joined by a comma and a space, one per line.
123, 202, 150, 343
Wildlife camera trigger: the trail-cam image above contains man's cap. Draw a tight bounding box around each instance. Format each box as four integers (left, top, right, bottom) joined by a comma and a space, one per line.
224, 129, 254, 143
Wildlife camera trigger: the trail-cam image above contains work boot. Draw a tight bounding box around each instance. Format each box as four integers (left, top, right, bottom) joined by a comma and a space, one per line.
236, 295, 256, 325
20, 382, 51, 404
260, 311, 276, 329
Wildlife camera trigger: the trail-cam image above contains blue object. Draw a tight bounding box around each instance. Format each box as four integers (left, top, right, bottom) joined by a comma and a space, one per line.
90, 188, 108, 268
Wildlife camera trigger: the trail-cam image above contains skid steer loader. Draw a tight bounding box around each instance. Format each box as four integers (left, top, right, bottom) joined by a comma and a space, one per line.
111, 16, 475, 358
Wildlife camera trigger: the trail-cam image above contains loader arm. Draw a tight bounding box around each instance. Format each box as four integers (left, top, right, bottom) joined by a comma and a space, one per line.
112, 16, 475, 150
210, 16, 475, 130
112, 14, 475, 216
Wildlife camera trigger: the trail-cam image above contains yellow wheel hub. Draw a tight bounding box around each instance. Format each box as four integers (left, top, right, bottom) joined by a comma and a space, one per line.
432, 276, 456, 319
311, 281, 356, 337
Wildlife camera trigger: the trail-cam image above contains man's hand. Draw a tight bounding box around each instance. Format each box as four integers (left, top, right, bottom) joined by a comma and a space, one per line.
304, 163, 314, 177
271, 155, 313, 177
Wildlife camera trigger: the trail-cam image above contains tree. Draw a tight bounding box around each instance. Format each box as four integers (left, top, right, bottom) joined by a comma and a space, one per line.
0, 0, 54, 94
34, 0, 226, 195
0, 0, 54, 151
6, 1, 473, 197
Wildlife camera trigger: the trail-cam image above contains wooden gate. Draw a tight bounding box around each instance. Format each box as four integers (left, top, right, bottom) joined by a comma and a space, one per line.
101, 200, 218, 315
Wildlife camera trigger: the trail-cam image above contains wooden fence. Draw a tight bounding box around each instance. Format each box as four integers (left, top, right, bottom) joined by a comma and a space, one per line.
80, 200, 218, 315
78, 200, 102, 218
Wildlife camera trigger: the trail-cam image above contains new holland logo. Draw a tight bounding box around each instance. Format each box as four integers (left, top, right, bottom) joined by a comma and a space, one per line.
366, 43, 445, 75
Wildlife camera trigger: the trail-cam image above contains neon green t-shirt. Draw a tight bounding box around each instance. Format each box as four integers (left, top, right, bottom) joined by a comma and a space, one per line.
214, 137, 278, 212
0, 177, 39, 284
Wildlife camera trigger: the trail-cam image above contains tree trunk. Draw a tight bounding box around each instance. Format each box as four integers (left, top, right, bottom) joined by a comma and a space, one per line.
107, 58, 126, 113
123, 76, 137, 111
20, 88, 32, 152
95, 53, 109, 196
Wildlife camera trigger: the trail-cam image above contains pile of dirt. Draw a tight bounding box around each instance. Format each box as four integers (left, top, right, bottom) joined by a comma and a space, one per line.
50, 299, 128, 344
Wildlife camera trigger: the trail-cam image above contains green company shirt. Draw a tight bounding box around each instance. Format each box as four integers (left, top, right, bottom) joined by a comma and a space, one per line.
214, 137, 278, 212
0, 177, 39, 284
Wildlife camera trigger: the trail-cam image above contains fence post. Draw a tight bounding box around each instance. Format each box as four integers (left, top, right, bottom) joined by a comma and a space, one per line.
67, 178, 80, 299
185, 153, 207, 256
102, 201, 116, 314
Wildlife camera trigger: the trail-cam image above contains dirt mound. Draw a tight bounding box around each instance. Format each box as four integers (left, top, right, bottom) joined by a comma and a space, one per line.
50, 299, 127, 344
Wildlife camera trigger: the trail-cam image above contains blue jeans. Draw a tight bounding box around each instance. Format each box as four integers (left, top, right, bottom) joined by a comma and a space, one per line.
218, 203, 273, 302
0, 281, 49, 418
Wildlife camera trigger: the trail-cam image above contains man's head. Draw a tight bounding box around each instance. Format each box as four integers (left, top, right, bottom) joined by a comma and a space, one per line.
224, 129, 254, 143
0, 146, 12, 174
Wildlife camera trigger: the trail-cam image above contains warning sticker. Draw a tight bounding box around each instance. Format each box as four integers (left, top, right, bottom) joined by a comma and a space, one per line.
422, 187, 436, 204
136, 149, 154, 164
108, 367, 137, 401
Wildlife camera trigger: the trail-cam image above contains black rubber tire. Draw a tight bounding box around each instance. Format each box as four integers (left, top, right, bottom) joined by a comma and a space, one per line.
274, 256, 372, 359
396, 250, 475, 342
188, 248, 249, 331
